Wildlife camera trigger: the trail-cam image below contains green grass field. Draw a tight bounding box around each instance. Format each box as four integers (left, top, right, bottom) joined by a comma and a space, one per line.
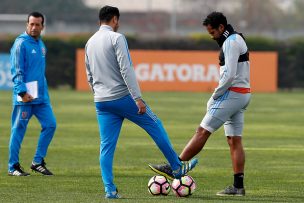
0, 90, 303, 202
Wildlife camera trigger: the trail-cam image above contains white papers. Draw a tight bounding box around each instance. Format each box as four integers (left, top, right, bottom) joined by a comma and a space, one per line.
17, 81, 38, 101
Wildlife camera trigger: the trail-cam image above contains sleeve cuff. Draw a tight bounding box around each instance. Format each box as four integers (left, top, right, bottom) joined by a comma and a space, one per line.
18, 92, 26, 97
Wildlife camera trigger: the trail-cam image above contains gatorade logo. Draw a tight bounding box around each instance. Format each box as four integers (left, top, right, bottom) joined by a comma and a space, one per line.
135, 63, 219, 82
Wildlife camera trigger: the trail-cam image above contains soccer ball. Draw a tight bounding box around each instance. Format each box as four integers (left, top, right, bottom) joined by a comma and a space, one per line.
148, 175, 171, 195
171, 175, 196, 197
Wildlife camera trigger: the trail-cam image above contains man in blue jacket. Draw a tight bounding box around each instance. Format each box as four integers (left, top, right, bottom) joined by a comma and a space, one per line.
8, 12, 56, 176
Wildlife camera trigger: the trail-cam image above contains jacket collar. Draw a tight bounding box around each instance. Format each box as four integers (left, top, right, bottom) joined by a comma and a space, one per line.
99, 25, 113, 31
216, 24, 236, 47
22, 31, 41, 42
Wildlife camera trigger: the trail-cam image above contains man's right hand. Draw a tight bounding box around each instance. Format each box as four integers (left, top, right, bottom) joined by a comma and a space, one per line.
135, 99, 146, 114
21, 93, 34, 102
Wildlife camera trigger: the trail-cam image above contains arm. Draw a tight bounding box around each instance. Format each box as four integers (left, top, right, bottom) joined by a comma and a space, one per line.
10, 40, 29, 101
84, 46, 94, 93
212, 39, 240, 100
115, 35, 145, 114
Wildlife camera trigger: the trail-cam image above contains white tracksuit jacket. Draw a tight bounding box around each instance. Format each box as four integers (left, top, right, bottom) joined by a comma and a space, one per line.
85, 25, 142, 102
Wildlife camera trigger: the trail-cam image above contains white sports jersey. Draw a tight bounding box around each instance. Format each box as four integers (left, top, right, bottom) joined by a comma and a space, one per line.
212, 34, 250, 100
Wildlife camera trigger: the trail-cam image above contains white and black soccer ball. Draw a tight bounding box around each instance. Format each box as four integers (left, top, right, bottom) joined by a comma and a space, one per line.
171, 175, 196, 197
148, 175, 171, 196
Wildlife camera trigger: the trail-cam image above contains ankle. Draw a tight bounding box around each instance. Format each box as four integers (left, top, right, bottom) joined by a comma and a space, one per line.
233, 173, 244, 188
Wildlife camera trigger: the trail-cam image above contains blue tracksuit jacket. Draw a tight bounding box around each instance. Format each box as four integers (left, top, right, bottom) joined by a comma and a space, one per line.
10, 32, 50, 105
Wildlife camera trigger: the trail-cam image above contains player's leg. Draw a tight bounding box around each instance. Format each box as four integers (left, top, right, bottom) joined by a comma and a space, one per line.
118, 95, 197, 179
179, 127, 211, 161
216, 92, 250, 196
226, 110, 246, 186
227, 136, 245, 175
95, 102, 123, 198
217, 119, 245, 196
31, 103, 56, 175
180, 92, 233, 161
179, 112, 226, 161
134, 106, 182, 170
148, 92, 231, 179
8, 105, 32, 176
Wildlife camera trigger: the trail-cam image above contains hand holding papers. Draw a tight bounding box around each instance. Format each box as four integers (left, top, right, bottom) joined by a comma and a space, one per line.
17, 81, 38, 102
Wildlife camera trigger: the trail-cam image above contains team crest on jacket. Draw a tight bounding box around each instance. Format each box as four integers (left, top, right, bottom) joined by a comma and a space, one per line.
21, 111, 28, 119
41, 47, 46, 56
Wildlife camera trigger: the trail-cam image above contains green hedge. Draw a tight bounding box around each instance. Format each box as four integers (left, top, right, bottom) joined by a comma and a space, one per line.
0, 34, 303, 89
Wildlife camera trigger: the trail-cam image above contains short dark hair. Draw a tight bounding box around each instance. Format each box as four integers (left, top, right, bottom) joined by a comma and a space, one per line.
99, 6, 120, 22
203, 12, 227, 29
28, 11, 44, 25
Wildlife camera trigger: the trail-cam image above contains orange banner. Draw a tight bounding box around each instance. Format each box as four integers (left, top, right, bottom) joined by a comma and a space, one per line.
76, 49, 277, 92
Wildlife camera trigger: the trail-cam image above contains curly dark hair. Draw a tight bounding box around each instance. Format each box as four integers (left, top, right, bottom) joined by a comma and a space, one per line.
203, 12, 227, 29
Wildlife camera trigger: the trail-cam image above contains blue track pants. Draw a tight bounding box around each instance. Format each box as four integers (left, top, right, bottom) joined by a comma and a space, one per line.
95, 95, 181, 193
8, 103, 56, 171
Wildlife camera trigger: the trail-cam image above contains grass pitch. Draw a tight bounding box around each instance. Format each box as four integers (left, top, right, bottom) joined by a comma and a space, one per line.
0, 90, 303, 202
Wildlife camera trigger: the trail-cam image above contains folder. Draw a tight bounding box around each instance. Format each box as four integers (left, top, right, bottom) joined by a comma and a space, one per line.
17, 81, 38, 101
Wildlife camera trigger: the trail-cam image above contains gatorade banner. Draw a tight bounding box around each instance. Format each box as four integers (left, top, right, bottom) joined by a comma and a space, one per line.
76, 50, 277, 92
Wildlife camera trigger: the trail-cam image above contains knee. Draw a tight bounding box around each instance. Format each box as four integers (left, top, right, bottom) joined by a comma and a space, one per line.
227, 137, 232, 146
49, 126, 56, 133
12, 119, 28, 130
43, 121, 57, 132
227, 136, 243, 148
50, 121, 57, 129
195, 126, 211, 139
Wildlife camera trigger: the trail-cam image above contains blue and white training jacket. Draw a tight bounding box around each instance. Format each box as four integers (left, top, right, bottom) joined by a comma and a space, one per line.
10, 32, 50, 105
85, 25, 142, 102
213, 26, 250, 100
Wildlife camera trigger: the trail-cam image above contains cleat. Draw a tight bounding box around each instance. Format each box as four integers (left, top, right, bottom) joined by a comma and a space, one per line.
148, 158, 198, 180
148, 163, 174, 180
105, 189, 121, 199
30, 159, 53, 176
172, 158, 198, 179
216, 185, 245, 196
8, 163, 30, 176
